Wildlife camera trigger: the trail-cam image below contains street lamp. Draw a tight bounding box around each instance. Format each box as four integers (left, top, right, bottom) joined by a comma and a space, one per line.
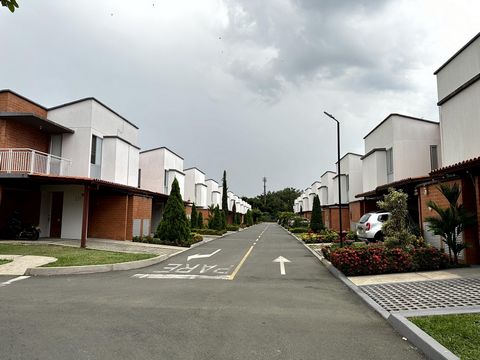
323, 111, 343, 247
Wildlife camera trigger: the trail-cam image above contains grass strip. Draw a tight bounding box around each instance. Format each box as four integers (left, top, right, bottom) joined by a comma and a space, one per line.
410, 313, 480, 360
0, 244, 155, 267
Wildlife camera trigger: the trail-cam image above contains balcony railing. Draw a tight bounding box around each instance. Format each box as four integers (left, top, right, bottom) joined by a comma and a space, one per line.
0, 148, 71, 176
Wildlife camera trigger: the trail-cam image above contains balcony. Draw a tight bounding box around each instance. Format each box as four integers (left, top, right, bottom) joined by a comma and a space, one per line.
0, 148, 71, 176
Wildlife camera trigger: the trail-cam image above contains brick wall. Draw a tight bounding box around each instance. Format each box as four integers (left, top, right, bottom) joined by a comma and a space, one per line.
88, 192, 129, 240
349, 201, 362, 224
326, 206, 350, 233
0, 92, 47, 118
303, 211, 312, 221
126, 195, 152, 239
0, 120, 50, 152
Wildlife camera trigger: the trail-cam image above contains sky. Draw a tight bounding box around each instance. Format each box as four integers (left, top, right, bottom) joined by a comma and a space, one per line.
0, 0, 479, 196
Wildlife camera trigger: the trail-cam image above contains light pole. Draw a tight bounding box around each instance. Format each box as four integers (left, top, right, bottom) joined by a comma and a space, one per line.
323, 111, 343, 247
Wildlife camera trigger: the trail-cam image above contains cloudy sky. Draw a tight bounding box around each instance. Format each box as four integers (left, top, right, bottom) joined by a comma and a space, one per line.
1, 1, 478, 196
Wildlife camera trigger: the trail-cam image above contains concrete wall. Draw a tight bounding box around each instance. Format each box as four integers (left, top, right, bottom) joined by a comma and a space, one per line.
184, 168, 206, 205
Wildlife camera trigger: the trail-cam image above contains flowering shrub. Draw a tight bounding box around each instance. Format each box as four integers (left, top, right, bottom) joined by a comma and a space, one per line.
328, 245, 447, 276
411, 247, 449, 271
301, 231, 322, 243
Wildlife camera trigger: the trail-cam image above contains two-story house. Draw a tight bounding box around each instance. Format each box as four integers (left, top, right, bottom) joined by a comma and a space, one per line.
418, 32, 480, 264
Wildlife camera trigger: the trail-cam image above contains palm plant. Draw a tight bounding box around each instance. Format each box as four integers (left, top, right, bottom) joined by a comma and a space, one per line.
426, 183, 476, 264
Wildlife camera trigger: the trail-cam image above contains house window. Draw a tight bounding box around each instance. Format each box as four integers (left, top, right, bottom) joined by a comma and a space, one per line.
90, 135, 102, 165
386, 147, 393, 174
430, 145, 439, 171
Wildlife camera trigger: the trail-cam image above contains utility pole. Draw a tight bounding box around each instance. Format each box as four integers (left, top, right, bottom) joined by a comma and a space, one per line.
263, 177, 267, 206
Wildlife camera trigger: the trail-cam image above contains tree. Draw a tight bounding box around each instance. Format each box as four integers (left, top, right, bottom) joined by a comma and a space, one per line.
222, 170, 228, 217
197, 212, 204, 229
232, 202, 237, 224
1, 0, 18, 12
235, 213, 241, 225
377, 188, 416, 248
157, 178, 190, 245
220, 210, 227, 229
190, 203, 198, 229
245, 210, 253, 226
310, 195, 324, 233
426, 183, 476, 264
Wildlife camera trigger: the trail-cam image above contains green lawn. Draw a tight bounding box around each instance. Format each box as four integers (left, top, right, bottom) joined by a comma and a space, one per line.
410, 313, 480, 360
0, 259, 12, 266
0, 244, 155, 267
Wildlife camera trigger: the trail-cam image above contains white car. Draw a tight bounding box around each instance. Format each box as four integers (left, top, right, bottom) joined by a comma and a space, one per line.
356, 212, 390, 242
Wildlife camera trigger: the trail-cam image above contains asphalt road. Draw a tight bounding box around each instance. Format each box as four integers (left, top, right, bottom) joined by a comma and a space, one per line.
0, 223, 424, 360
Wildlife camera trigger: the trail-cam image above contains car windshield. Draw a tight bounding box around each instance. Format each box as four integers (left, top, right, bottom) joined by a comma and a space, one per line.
359, 213, 371, 223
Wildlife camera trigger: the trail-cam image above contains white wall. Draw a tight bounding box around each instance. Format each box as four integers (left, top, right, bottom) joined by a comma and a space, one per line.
206, 179, 219, 207
439, 80, 480, 166
436, 35, 480, 101
321, 172, 336, 206
184, 168, 206, 205
332, 175, 348, 204
39, 185, 84, 240
362, 150, 387, 193
140, 148, 184, 196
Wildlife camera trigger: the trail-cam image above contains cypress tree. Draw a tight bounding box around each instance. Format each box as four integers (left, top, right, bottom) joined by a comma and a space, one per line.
197, 212, 204, 229
220, 209, 227, 229
222, 170, 228, 217
310, 195, 324, 233
232, 202, 237, 225
190, 203, 198, 229
246, 210, 253, 226
157, 178, 190, 245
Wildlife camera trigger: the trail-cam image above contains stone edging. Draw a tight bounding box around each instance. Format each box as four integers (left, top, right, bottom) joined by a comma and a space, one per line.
25, 250, 185, 276
280, 226, 460, 360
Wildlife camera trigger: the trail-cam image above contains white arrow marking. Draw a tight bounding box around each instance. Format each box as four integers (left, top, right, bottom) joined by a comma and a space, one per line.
273, 256, 291, 275
187, 249, 221, 262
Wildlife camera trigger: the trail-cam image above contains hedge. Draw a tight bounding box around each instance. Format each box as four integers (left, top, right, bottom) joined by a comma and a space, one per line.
326, 246, 449, 276
193, 228, 227, 236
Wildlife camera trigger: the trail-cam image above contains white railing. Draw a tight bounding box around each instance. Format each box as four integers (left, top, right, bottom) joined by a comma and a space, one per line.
0, 148, 71, 176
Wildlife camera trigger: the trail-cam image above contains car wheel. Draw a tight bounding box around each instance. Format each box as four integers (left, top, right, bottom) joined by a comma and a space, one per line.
374, 232, 384, 242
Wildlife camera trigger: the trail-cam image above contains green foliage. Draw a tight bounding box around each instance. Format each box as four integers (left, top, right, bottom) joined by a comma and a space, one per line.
242, 187, 302, 220
288, 227, 309, 233
226, 225, 240, 231
232, 202, 237, 224
292, 216, 309, 228
277, 211, 294, 227
222, 170, 228, 217
195, 228, 227, 236
426, 183, 476, 264
251, 208, 263, 223
321, 228, 339, 242
197, 212, 204, 229
157, 178, 190, 245
221, 210, 227, 228
190, 203, 198, 230
377, 188, 416, 249
235, 213, 241, 225
1, 0, 18, 12
245, 210, 254, 226
310, 195, 324, 233
208, 205, 225, 231
346, 230, 358, 241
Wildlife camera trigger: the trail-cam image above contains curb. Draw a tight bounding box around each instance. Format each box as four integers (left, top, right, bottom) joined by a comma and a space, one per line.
280, 226, 460, 360
25, 250, 184, 276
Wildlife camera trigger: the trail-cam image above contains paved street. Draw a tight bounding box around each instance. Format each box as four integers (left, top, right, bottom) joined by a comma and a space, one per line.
0, 224, 424, 360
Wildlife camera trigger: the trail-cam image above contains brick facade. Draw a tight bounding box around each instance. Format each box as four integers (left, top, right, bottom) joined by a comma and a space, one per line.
88, 193, 129, 240
324, 206, 350, 233
0, 92, 50, 152
126, 195, 152, 239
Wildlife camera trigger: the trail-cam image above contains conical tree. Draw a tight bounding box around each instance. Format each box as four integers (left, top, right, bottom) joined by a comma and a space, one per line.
232, 202, 237, 225
310, 195, 324, 233
190, 203, 198, 229
220, 209, 227, 229
222, 170, 228, 217
157, 178, 190, 245
197, 212, 204, 229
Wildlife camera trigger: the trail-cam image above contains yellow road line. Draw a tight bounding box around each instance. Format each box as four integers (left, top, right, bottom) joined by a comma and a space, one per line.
228, 245, 254, 281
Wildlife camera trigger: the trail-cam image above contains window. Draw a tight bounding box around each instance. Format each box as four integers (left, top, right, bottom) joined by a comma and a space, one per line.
386, 148, 393, 175
430, 145, 439, 171
90, 135, 102, 165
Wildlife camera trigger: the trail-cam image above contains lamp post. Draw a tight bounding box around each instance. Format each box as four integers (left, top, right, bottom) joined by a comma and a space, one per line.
323, 111, 343, 247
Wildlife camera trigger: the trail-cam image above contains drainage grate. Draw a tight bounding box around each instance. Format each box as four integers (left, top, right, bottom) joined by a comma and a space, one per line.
360, 277, 480, 312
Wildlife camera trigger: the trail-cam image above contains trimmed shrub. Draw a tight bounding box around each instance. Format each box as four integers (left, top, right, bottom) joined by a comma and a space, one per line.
190, 203, 198, 230
289, 227, 309, 233
197, 212, 204, 229
195, 228, 227, 236
322, 229, 339, 242
411, 247, 449, 271
226, 225, 240, 232
310, 195, 324, 233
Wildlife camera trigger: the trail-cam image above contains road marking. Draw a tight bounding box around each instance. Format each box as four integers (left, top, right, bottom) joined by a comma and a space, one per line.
273, 256, 291, 275
0, 275, 30, 287
132, 274, 230, 280
187, 249, 221, 262
228, 245, 254, 280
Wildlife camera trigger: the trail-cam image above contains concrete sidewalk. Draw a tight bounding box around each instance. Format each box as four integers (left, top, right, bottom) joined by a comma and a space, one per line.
349, 266, 480, 286
0, 255, 57, 275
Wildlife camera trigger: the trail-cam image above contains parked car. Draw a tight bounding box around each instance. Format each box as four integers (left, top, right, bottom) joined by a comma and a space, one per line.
356, 212, 390, 243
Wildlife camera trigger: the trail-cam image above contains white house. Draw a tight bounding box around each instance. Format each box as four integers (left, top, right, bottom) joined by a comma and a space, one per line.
184, 167, 207, 208
434, 32, 480, 167
48, 98, 140, 187
206, 179, 221, 207
320, 171, 336, 206
361, 114, 441, 194
139, 146, 185, 198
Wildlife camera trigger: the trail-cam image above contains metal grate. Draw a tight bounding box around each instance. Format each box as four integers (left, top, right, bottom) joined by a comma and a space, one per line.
361, 277, 480, 312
